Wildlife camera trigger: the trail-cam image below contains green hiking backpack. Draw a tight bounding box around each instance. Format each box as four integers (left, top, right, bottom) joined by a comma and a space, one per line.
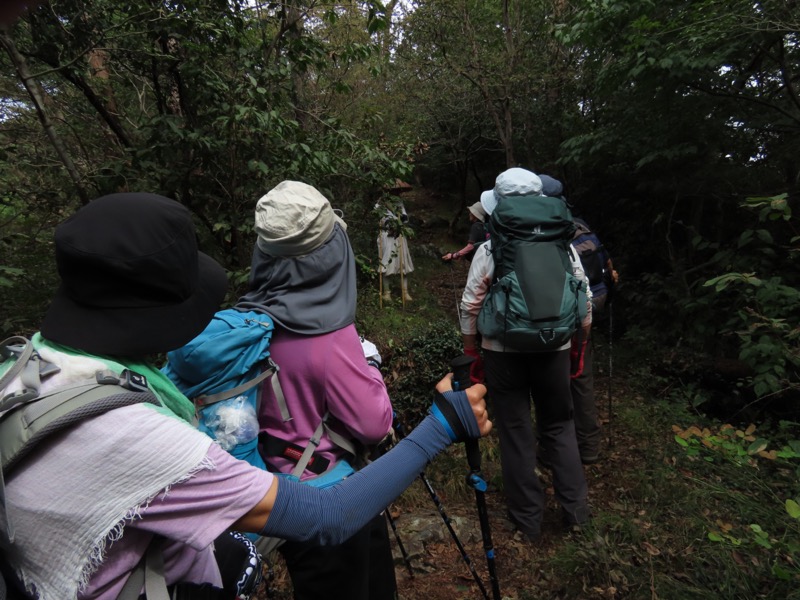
0, 337, 157, 474
0, 337, 158, 540
477, 195, 588, 351
0, 336, 180, 600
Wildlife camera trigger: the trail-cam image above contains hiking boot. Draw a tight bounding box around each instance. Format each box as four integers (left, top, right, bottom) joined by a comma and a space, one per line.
513, 530, 542, 545
581, 454, 600, 465
401, 281, 412, 302
561, 505, 592, 533
382, 290, 391, 303
507, 511, 541, 543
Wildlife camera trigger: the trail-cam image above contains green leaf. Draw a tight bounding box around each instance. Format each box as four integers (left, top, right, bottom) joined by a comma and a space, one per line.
786, 499, 800, 520
772, 564, 791, 580
747, 438, 768, 455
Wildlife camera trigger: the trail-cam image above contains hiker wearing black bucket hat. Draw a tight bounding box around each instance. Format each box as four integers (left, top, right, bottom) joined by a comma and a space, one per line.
41, 192, 228, 357
0, 192, 491, 600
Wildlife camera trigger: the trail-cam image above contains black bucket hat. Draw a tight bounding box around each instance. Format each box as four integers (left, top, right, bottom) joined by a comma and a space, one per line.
41, 193, 228, 357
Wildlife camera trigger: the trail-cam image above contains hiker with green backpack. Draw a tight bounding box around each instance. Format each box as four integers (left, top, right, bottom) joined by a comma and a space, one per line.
0, 192, 491, 600
459, 168, 592, 543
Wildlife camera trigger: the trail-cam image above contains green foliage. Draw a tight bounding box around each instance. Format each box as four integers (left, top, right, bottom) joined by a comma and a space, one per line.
673, 421, 800, 586
379, 319, 462, 426
618, 190, 798, 423
0, 193, 63, 334
702, 194, 800, 401
0, 265, 23, 289
0, 0, 416, 333
550, 378, 800, 599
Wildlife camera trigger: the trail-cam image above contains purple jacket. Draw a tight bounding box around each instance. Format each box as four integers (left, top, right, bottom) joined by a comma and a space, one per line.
257, 323, 393, 479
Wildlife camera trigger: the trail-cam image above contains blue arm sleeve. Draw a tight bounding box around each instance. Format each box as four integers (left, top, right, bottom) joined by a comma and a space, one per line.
262, 390, 476, 545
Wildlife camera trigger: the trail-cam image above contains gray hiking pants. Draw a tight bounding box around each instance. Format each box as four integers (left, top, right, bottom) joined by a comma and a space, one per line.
484, 348, 589, 538
570, 334, 602, 461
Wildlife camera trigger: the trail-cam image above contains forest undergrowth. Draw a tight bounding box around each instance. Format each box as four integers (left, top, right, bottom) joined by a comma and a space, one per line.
258, 189, 800, 599
260, 335, 800, 599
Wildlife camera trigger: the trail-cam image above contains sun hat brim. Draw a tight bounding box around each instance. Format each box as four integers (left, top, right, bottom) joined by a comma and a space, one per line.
480, 190, 497, 216
41, 252, 228, 357
468, 202, 486, 222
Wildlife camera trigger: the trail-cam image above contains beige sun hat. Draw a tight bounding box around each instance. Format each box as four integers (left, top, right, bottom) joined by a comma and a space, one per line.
468, 201, 487, 222
255, 181, 346, 257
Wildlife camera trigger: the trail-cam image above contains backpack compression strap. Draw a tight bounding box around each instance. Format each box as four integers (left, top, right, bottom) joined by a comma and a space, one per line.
193, 358, 289, 421
193, 358, 358, 468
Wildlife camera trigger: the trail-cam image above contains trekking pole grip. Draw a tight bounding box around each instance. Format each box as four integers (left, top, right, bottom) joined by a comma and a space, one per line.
449, 354, 482, 472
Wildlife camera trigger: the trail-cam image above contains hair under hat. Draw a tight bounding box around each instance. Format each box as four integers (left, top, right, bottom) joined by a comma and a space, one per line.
255, 181, 346, 257
40, 193, 228, 357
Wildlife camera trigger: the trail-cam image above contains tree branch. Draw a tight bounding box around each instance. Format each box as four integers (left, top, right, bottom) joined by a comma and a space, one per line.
0, 27, 90, 205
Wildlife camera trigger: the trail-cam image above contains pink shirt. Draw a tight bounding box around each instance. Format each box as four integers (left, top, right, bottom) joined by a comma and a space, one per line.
258, 324, 394, 478
79, 444, 273, 599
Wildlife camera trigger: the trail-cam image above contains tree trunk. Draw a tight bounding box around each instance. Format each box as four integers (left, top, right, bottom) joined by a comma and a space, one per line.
0, 27, 90, 205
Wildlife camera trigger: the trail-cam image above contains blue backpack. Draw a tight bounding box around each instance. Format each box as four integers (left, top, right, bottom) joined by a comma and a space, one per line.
162, 308, 358, 483
162, 309, 277, 470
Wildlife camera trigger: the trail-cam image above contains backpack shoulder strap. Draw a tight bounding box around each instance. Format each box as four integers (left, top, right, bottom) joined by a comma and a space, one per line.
0, 337, 43, 416
1, 370, 158, 475
117, 539, 171, 600
1, 340, 159, 544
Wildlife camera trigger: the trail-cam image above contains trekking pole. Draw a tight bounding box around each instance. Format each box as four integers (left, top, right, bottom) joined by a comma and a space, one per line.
393, 416, 490, 600
378, 232, 384, 309
399, 236, 406, 310
451, 355, 501, 600
385, 509, 415, 579
607, 300, 614, 448
446, 260, 462, 322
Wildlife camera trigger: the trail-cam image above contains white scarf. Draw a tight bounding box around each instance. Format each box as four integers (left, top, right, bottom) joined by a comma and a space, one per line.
1, 355, 213, 600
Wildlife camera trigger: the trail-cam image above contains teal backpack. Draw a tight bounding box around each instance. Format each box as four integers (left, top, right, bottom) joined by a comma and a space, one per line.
162, 308, 361, 556
162, 308, 359, 485
477, 194, 588, 351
